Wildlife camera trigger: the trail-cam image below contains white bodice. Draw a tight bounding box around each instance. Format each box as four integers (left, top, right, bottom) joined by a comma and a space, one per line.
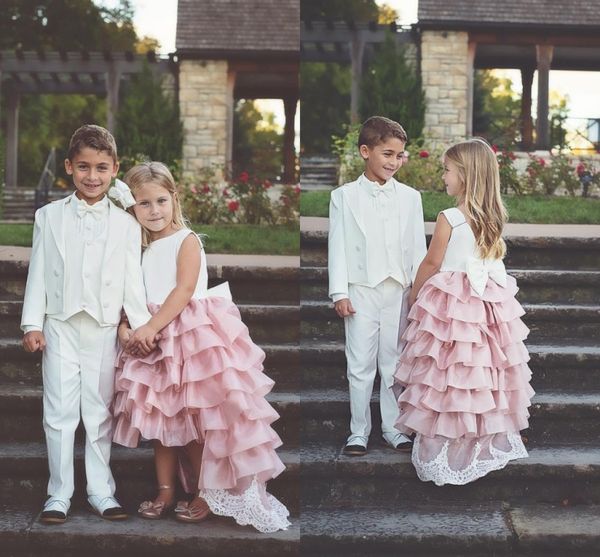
439, 208, 507, 296
142, 228, 208, 305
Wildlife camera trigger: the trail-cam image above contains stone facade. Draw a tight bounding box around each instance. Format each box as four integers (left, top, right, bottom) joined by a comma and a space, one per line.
421, 30, 470, 145
179, 60, 229, 177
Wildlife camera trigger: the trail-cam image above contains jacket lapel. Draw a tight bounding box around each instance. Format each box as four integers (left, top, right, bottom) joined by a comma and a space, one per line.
104, 201, 121, 261
345, 180, 366, 235
49, 196, 69, 261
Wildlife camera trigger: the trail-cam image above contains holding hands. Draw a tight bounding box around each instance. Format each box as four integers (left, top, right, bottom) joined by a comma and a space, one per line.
118, 322, 161, 356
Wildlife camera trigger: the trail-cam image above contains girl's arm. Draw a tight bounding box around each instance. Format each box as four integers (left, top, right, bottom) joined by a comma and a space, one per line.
408, 213, 452, 306
129, 234, 201, 352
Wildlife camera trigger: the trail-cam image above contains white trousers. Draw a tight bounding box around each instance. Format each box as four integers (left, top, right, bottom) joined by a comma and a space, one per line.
344, 278, 410, 446
42, 312, 118, 500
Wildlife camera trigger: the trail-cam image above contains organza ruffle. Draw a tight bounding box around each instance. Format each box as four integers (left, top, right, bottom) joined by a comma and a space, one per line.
112, 296, 289, 531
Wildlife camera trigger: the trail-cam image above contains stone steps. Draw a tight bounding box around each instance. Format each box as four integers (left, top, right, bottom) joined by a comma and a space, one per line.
0, 504, 299, 557
298, 388, 600, 446
0, 442, 299, 514
300, 156, 338, 191
301, 299, 600, 342
300, 444, 600, 507
0, 338, 300, 390
0, 385, 300, 448
301, 504, 600, 556
300, 267, 600, 304
299, 341, 600, 392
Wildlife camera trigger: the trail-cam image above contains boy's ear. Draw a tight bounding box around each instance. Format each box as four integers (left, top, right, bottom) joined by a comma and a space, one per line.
112, 161, 120, 177
64, 158, 73, 175
359, 144, 370, 160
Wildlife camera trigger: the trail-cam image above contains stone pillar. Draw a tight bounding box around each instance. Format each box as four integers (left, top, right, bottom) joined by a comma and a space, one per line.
520, 66, 535, 150
350, 32, 365, 124
466, 41, 476, 137
225, 70, 236, 175
283, 97, 298, 183
5, 89, 20, 189
421, 30, 470, 145
536, 45, 554, 150
106, 64, 121, 133
179, 59, 229, 178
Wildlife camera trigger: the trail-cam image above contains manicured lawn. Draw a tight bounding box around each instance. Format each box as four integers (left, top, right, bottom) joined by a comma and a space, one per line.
301, 190, 600, 224
0, 223, 300, 255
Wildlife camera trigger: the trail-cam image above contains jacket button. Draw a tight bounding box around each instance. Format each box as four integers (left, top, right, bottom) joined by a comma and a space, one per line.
53, 269, 59, 277
105, 280, 112, 286
355, 246, 360, 251
358, 264, 363, 270
55, 292, 60, 298
103, 302, 109, 308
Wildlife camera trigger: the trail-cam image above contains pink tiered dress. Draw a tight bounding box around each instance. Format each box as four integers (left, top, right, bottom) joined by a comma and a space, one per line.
112, 228, 290, 532
394, 208, 534, 486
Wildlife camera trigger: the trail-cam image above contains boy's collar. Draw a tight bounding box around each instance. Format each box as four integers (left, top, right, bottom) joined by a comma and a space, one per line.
360, 173, 394, 188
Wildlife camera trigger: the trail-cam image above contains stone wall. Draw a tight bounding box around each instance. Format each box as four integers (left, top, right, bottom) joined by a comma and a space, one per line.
421, 30, 470, 145
179, 60, 229, 177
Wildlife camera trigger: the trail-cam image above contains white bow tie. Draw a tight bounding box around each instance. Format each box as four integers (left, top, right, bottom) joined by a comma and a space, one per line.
77, 199, 107, 221
466, 257, 507, 296
370, 184, 393, 198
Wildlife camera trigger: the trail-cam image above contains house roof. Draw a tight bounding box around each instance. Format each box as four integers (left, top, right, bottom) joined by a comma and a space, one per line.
176, 0, 299, 56
418, 0, 600, 29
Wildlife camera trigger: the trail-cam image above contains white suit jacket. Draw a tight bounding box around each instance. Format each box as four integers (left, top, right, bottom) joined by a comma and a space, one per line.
328, 177, 427, 300
21, 196, 150, 331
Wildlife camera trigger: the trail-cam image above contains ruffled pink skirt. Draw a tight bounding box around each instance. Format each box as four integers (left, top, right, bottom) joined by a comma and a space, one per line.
113, 297, 290, 532
394, 272, 534, 486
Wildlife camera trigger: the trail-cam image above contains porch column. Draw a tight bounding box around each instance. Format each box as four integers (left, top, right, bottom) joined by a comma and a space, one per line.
535, 45, 553, 150
520, 66, 535, 150
226, 70, 236, 175
5, 89, 20, 189
283, 96, 298, 183
350, 31, 365, 124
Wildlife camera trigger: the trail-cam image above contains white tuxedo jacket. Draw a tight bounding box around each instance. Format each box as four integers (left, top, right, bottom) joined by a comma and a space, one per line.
328, 177, 427, 299
21, 196, 150, 331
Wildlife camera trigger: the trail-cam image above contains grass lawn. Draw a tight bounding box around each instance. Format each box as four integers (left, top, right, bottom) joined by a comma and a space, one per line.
0, 223, 300, 255
301, 190, 600, 224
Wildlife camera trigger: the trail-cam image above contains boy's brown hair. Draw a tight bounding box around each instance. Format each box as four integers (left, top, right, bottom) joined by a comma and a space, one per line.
67, 124, 118, 163
358, 116, 408, 149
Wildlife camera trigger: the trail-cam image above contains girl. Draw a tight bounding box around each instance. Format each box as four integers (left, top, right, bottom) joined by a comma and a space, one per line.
393, 138, 534, 486
112, 162, 290, 532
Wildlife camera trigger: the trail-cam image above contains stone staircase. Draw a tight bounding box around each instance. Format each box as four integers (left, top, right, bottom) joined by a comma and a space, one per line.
2, 188, 71, 222
300, 156, 338, 191
0, 256, 301, 555
299, 229, 600, 556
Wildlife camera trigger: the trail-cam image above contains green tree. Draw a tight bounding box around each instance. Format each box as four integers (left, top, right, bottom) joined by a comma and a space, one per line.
549, 93, 570, 150
233, 100, 283, 179
359, 35, 425, 141
115, 65, 183, 174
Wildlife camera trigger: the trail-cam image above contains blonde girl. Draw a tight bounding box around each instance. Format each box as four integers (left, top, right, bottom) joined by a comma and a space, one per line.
112, 162, 290, 532
394, 138, 534, 486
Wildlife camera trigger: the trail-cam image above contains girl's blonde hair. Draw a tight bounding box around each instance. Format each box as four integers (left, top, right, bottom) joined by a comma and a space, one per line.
123, 161, 188, 246
443, 138, 508, 259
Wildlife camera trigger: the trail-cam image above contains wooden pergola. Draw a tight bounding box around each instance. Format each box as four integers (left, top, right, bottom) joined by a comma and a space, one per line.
0, 50, 173, 188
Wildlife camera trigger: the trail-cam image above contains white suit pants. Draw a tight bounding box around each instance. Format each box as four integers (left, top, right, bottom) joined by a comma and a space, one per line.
344, 278, 410, 445
42, 312, 118, 500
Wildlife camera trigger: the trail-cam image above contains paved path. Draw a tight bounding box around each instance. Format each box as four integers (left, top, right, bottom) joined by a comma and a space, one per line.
301, 216, 600, 238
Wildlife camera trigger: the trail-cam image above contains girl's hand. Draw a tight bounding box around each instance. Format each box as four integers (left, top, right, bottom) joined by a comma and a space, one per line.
127, 324, 159, 354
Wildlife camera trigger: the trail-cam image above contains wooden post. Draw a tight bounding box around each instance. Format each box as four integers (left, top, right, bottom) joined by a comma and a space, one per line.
466, 41, 476, 137
226, 69, 236, 177
350, 31, 365, 124
283, 96, 298, 184
5, 89, 20, 189
106, 64, 121, 133
535, 45, 553, 150
520, 66, 535, 150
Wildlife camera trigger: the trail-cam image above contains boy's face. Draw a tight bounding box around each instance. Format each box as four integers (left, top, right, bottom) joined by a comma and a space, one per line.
360, 137, 406, 185
65, 147, 119, 205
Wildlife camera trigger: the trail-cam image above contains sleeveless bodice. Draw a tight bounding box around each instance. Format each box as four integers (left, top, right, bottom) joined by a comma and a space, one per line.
142, 228, 209, 305
439, 208, 481, 272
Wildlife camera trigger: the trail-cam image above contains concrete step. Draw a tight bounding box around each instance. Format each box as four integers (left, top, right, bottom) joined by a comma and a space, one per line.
300, 267, 600, 305
300, 341, 600, 392
0, 300, 300, 344
0, 442, 299, 515
0, 260, 299, 305
0, 338, 300, 390
299, 389, 600, 446
301, 503, 600, 556
0, 385, 300, 447
0, 504, 299, 557
300, 443, 600, 506
300, 300, 600, 343
300, 231, 600, 270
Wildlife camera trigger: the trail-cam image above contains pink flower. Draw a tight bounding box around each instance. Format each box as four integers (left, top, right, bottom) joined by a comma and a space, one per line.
492, 144, 499, 153
509, 152, 516, 161
238, 171, 249, 183
418, 150, 429, 158
202, 184, 210, 194
189, 185, 198, 194
263, 179, 272, 189
576, 163, 586, 177
223, 188, 230, 198
294, 185, 301, 194
227, 200, 239, 212
539, 158, 546, 167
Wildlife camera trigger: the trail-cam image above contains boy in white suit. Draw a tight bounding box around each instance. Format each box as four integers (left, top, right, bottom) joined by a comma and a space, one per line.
21, 125, 152, 523
328, 116, 427, 456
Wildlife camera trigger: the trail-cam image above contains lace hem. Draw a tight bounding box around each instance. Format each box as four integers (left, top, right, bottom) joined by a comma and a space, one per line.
412, 432, 528, 486
200, 477, 291, 533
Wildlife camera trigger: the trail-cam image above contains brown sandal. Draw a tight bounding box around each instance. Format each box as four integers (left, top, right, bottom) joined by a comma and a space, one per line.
174, 497, 211, 523
138, 485, 174, 519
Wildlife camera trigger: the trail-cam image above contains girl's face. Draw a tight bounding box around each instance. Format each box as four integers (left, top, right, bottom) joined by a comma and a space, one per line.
442, 158, 464, 198
132, 181, 176, 240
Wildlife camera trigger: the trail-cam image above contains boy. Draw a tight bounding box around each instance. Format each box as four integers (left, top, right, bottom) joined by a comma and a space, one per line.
328, 116, 427, 456
21, 125, 151, 523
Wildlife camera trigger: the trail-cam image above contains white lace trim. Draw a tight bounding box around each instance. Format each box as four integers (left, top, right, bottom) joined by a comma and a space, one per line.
200, 477, 291, 533
412, 432, 528, 486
